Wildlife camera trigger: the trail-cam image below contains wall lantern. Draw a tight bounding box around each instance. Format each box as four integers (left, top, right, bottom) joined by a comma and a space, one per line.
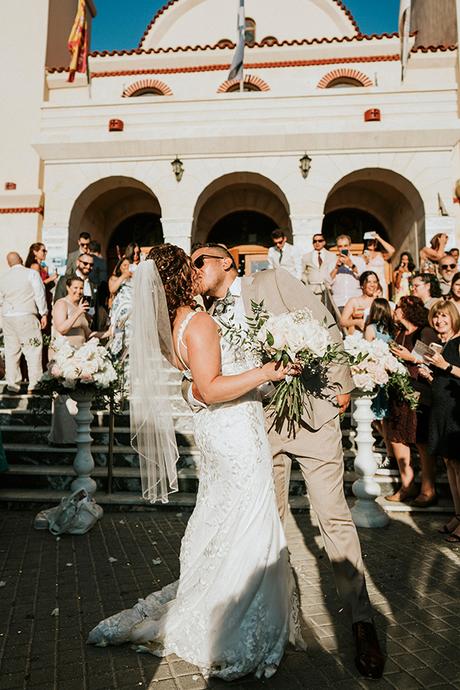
4, 182, 16, 190
171, 156, 184, 182
364, 108, 381, 122
108, 118, 124, 132
299, 153, 312, 179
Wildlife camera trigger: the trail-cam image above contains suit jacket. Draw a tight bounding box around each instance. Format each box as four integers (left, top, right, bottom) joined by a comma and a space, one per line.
240, 268, 353, 431
301, 249, 336, 293
65, 249, 80, 277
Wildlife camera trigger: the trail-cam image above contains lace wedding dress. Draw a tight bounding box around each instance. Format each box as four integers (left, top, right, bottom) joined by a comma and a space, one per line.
88, 312, 303, 680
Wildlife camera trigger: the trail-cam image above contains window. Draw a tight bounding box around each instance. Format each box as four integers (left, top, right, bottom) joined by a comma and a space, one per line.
227, 82, 261, 92
260, 36, 278, 46
326, 77, 364, 89
217, 38, 233, 48
130, 87, 164, 96
245, 17, 256, 44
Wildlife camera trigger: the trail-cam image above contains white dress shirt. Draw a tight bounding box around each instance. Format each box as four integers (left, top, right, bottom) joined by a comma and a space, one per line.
0, 264, 47, 317
267, 243, 301, 280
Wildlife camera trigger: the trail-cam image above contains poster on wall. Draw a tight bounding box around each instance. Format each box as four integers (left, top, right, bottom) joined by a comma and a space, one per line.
425, 216, 457, 252
42, 226, 68, 276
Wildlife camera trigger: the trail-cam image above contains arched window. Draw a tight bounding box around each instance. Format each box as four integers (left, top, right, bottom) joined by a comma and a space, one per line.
130, 87, 164, 96
227, 82, 261, 92
260, 36, 278, 46
245, 17, 256, 44
217, 38, 233, 48
326, 77, 364, 89
122, 79, 173, 98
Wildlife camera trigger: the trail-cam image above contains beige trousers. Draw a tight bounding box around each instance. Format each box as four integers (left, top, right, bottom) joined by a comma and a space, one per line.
267, 415, 373, 623
2, 315, 43, 389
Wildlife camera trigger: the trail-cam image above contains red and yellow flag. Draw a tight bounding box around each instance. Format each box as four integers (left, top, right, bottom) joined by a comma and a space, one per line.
68, 0, 88, 82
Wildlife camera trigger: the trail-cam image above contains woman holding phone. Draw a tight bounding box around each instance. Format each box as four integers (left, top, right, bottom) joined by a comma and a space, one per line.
423, 301, 460, 541
48, 276, 91, 445
361, 232, 395, 299
340, 271, 380, 334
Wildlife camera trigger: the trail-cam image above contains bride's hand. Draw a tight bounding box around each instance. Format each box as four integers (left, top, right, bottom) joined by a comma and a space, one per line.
262, 360, 301, 382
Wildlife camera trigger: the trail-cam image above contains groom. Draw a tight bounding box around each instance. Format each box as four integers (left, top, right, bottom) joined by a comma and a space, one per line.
189, 243, 385, 679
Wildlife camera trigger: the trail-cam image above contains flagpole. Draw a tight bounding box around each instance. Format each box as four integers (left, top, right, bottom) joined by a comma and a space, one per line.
228, 0, 245, 91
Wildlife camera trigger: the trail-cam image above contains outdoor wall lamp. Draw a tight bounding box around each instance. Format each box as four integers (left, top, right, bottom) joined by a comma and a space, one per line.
171, 156, 184, 182
299, 153, 312, 179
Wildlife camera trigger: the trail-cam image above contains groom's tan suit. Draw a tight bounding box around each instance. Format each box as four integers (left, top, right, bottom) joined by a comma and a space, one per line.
239, 268, 373, 623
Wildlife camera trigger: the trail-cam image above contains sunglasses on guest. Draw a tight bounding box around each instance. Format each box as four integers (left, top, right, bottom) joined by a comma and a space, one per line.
312, 238, 325, 244
440, 262, 457, 269
79, 260, 94, 267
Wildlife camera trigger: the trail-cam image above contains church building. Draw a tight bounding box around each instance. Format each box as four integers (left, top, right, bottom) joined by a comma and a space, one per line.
1, 0, 460, 271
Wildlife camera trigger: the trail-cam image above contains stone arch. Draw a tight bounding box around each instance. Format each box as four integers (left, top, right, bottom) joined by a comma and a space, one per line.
322, 168, 425, 261
192, 172, 292, 248
317, 68, 373, 88
217, 74, 270, 93
122, 79, 173, 97
68, 176, 163, 265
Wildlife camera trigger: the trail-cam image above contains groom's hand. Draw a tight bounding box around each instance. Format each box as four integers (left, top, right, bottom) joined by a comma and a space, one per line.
336, 393, 351, 415
191, 382, 205, 404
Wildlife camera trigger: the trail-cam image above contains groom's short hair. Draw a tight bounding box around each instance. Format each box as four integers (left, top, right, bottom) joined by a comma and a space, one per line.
194, 243, 237, 270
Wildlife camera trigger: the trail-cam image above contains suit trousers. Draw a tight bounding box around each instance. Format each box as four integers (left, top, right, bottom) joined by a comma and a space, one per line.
2, 315, 43, 389
267, 414, 373, 624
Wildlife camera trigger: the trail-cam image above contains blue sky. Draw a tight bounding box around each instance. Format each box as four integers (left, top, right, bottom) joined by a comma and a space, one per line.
91, 0, 401, 52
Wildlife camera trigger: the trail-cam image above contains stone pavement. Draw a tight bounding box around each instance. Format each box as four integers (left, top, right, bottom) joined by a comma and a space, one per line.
0, 506, 459, 690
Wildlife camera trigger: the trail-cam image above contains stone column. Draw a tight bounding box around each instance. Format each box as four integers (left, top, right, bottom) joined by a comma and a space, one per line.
290, 215, 324, 252
161, 218, 193, 252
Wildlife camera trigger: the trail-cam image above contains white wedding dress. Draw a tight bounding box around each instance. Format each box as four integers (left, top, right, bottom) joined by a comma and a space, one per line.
88, 312, 303, 680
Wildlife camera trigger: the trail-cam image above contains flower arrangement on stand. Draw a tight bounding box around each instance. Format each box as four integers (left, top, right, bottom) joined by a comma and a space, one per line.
37, 335, 118, 500
343, 334, 418, 528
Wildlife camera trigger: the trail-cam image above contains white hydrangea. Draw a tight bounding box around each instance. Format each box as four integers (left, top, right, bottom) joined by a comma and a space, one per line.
343, 333, 404, 392
48, 335, 117, 389
258, 308, 331, 361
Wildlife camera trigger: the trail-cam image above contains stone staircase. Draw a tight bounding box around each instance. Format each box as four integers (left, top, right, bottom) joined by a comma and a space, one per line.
0, 380, 453, 513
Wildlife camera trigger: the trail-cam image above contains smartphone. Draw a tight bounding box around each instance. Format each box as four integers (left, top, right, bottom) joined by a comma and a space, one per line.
340, 249, 349, 256
81, 296, 91, 306
429, 343, 443, 354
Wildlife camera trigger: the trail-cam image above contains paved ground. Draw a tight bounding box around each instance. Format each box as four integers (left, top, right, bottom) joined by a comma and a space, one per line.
0, 506, 459, 690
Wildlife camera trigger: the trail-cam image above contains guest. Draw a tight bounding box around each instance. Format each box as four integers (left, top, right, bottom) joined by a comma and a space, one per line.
437, 254, 457, 296
340, 271, 380, 334
65, 231, 91, 276
88, 240, 108, 286
0, 252, 47, 393
419, 233, 448, 274
423, 300, 460, 542
392, 252, 415, 303
410, 272, 442, 309
106, 257, 134, 357
267, 229, 301, 279
361, 232, 395, 299
25, 243, 58, 288
125, 242, 141, 272
329, 234, 366, 311
301, 233, 336, 297
385, 296, 439, 506
448, 247, 459, 269
108, 256, 132, 300
48, 277, 90, 445
54, 254, 99, 327
448, 272, 460, 316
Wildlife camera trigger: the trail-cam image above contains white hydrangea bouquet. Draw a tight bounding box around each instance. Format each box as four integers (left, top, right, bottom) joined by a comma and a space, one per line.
41, 335, 118, 392
343, 333, 419, 408
223, 301, 342, 437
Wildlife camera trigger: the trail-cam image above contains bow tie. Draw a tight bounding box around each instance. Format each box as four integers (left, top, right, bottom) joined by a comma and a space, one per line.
213, 291, 235, 317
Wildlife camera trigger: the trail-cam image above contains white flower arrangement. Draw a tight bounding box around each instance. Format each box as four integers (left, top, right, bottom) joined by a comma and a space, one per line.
43, 335, 118, 391
343, 333, 418, 408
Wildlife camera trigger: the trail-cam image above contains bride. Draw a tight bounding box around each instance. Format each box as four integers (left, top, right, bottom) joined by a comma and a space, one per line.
88, 244, 304, 680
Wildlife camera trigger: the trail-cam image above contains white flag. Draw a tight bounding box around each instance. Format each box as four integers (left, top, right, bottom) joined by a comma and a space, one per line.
399, 0, 412, 81
228, 0, 245, 82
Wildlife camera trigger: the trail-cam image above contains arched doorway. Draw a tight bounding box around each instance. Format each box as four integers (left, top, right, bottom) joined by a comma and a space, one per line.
192, 172, 291, 273
322, 168, 425, 263
68, 176, 163, 270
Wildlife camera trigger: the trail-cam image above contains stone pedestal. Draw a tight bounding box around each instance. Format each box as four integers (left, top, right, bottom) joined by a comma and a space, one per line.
351, 393, 390, 528
70, 389, 97, 497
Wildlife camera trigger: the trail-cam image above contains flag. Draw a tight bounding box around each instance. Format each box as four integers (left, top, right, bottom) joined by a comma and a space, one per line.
399, 0, 412, 81
228, 0, 245, 83
68, 0, 88, 83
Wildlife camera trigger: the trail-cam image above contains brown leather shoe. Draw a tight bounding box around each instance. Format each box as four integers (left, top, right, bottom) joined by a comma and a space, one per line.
385, 484, 417, 503
352, 621, 385, 679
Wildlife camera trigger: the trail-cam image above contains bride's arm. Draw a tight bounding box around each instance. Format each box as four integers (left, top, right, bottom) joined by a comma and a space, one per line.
186, 312, 289, 404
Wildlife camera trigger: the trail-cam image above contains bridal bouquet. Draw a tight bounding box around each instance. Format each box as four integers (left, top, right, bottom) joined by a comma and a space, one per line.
343, 333, 418, 408
224, 301, 341, 436
40, 335, 118, 393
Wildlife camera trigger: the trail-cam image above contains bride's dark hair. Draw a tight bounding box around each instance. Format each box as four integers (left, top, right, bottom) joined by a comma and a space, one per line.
147, 244, 195, 325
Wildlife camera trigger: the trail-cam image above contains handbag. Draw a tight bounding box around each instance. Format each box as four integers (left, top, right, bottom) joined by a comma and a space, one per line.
34, 488, 103, 535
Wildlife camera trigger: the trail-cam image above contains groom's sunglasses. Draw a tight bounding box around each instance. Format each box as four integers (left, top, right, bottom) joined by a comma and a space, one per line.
193, 254, 226, 269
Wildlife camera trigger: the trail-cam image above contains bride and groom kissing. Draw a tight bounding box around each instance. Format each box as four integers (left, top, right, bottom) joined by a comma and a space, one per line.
88, 242, 385, 681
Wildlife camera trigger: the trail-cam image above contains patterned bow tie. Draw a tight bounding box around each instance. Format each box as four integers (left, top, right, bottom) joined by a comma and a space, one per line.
213, 291, 235, 317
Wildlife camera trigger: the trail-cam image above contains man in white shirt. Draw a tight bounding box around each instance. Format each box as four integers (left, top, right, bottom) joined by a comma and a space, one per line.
301, 233, 336, 297
0, 252, 47, 393
267, 229, 301, 280
329, 234, 366, 310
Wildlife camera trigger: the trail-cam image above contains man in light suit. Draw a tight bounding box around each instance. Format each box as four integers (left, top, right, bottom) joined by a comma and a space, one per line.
190, 243, 385, 679
301, 233, 336, 296
0, 252, 47, 393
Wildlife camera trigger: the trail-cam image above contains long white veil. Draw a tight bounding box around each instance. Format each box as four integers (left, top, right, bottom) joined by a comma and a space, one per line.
130, 260, 179, 503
